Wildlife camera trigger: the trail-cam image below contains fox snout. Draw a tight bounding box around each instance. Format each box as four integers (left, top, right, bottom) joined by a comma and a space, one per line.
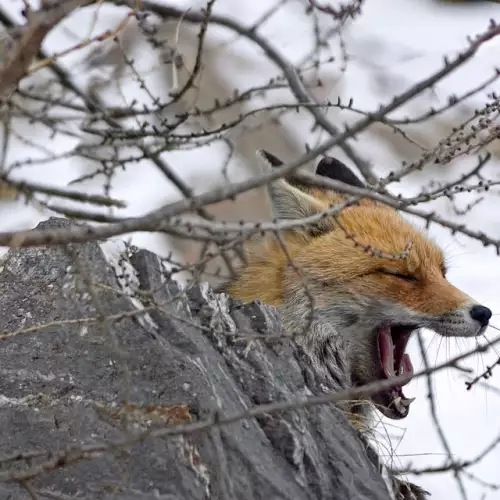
429, 302, 491, 339
470, 305, 492, 328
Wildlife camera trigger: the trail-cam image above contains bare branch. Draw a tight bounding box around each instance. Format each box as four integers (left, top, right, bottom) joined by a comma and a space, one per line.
0, 0, 96, 99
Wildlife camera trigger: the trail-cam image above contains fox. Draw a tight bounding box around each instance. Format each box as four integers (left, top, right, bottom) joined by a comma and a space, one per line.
217, 149, 491, 499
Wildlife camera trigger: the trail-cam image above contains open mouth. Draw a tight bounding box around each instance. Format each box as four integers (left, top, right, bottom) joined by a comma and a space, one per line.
372, 324, 416, 419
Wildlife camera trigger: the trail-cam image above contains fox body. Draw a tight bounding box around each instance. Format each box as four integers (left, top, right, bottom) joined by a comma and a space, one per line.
222, 150, 491, 423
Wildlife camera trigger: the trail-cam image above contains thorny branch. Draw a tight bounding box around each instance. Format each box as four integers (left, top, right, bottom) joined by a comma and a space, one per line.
0, 0, 499, 498
0, 324, 499, 484
0, 0, 96, 99
307, 0, 364, 23
417, 332, 468, 500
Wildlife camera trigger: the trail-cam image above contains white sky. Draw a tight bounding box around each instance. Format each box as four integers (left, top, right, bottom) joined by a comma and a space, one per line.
3, 0, 500, 498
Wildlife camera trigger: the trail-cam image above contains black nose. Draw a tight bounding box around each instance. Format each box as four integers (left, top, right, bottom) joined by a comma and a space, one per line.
470, 305, 492, 327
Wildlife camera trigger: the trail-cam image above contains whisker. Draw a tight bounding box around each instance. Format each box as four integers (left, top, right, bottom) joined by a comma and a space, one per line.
485, 333, 500, 358
474, 337, 487, 387
474, 336, 492, 412
435, 334, 444, 367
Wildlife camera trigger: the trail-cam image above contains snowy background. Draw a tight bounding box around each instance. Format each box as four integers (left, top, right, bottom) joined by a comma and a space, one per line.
2, 0, 500, 498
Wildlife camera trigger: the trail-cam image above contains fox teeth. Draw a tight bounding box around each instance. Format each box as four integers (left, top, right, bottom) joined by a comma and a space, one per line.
400, 397, 416, 407
391, 396, 402, 408
390, 396, 415, 413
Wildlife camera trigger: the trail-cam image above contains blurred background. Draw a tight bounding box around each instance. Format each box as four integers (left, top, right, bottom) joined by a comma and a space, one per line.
1, 0, 500, 498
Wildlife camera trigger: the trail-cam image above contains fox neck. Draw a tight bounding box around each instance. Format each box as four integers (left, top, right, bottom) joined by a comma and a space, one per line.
280, 298, 376, 427
223, 245, 376, 425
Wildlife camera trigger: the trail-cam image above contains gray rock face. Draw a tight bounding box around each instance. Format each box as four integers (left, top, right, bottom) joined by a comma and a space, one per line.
0, 218, 392, 500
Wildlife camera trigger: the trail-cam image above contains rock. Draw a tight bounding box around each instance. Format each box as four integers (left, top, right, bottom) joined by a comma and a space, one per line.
0, 217, 392, 500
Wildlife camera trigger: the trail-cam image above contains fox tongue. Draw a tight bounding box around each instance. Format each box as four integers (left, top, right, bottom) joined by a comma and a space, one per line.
378, 327, 414, 384
376, 326, 415, 418
379, 326, 395, 377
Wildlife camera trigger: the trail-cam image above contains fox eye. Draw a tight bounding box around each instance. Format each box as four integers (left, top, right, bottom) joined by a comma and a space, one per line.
379, 270, 417, 283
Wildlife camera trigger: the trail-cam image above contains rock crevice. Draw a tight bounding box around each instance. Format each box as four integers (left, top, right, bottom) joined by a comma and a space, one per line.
0, 218, 391, 500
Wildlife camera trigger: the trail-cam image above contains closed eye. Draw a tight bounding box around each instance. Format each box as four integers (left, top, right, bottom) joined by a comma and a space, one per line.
379, 270, 417, 283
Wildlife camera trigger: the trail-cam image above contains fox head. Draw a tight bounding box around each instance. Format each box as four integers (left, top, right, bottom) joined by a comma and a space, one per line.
226, 150, 491, 420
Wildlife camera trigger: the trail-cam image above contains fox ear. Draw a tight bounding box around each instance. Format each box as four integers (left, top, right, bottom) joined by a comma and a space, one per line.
256, 150, 331, 234
315, 156, 365, 188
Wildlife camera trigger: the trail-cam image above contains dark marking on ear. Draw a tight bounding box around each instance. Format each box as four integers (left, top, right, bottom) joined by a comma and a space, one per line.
316, 157, 365, 188
258, 149, 283, 168
257, 149, 310, 191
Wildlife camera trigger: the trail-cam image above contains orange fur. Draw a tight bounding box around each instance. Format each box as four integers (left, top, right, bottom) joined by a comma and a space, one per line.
228, 187, 471, 316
